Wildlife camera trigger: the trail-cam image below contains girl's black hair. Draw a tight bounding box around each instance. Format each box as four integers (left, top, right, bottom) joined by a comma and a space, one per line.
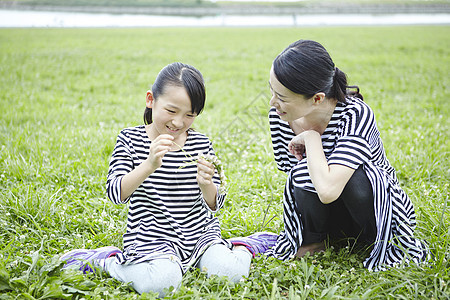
144, 62, 206, 125
273, 40, 363, 102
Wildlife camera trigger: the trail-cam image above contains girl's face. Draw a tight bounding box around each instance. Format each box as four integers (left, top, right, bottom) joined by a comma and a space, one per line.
146, 85, 197, 141
269, 65, 314, 122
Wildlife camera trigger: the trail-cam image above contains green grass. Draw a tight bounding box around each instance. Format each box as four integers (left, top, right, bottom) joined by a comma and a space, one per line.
0, 26, 449, 299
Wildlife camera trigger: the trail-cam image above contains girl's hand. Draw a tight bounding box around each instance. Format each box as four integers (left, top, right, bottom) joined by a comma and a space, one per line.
288, 132, 308, 160
146, 134, 174, 171
197, 157, 215, 187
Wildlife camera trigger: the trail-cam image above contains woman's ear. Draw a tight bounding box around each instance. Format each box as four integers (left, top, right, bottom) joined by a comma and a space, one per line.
146, 91, 154, 108
313, 92, 326, 104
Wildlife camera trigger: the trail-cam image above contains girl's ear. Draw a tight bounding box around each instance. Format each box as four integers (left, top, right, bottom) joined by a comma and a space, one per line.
146, 91, 154, 108
312, 92, 326, 104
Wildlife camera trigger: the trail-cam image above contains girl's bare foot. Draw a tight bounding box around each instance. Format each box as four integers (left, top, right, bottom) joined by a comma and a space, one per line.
295, 241, 325, 258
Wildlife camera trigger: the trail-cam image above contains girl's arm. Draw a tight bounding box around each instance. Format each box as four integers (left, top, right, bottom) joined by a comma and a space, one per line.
289, 130, 355, 204
120, 134, 173, 202
197, 158, 218, 210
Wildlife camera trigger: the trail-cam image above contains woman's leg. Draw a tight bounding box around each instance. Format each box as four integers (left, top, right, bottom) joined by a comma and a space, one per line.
196, 243, 252, 283
104, 257, 183, 297
293, 187, 329, 257
338, 166, 377, 244
295, 187, 338, 244
293, 166, 376, 257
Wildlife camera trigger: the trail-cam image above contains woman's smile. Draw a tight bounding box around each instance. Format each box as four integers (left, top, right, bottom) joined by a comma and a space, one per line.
275, 109, 287, 116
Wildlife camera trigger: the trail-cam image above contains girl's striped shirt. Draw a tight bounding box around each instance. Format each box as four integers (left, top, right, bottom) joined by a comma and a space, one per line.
106, 125, 229, 272
265, 97, 429, 271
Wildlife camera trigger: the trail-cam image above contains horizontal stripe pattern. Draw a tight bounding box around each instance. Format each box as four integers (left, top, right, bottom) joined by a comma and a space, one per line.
266, 98, 429, 270
106, 126, 229, 272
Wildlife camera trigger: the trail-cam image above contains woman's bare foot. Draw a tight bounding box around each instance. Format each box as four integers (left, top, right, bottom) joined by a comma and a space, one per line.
295, 241, 325, 258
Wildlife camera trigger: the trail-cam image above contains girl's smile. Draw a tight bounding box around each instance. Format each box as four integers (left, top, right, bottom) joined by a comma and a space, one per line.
166, 125, 181, 133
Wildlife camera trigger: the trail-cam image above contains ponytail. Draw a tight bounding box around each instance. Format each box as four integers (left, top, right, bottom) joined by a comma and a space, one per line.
346, 85, 364, 101
330, 67, 364, 102
330, 67, 347, 103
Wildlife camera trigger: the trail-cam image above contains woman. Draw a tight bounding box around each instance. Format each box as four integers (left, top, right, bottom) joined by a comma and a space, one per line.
264, 40, 429, 271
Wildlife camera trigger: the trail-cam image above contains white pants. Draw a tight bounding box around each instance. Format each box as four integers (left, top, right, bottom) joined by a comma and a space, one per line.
104, 244, 252, 297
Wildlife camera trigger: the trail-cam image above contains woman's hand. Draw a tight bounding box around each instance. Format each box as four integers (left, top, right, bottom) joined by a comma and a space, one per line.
289, 130, 356, 204
146, 134, 174, 172
288, 132, 309, 160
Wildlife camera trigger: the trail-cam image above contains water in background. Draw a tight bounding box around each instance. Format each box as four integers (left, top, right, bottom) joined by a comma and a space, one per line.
1, 9, 449, 27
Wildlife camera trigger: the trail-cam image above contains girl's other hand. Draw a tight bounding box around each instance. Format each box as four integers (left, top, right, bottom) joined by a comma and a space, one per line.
197, 158, 215, 186
147, 134, 174, 171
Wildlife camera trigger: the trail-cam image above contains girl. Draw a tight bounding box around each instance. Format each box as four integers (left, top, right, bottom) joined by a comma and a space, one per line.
263, 40, 429, 271
61, 62, 277, 297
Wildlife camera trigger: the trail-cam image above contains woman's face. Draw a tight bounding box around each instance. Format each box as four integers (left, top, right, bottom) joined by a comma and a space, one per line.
269, 66, 313, 122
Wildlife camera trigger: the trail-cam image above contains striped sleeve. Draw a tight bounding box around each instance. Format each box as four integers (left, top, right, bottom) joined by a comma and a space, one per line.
106, 129, 134, 205
328, 101, 376, 169
328, 135, 371, 169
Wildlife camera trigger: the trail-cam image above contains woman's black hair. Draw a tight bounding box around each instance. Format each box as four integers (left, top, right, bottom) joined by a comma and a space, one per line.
273, 40, 363, 102
144, 62, 206, 125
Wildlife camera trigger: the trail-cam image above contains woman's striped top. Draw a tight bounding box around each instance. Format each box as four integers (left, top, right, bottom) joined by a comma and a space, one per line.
106, 125, 229, 272
265, 97, 429, 271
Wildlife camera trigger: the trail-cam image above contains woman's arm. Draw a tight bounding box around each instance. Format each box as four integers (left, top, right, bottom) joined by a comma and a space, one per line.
289, 130, 355, 204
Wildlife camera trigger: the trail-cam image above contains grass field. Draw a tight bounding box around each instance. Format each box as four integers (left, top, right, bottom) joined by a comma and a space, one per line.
0, 26, 449, 299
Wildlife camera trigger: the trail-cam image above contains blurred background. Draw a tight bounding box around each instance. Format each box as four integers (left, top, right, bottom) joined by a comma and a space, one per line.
0, 0, 450, 27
